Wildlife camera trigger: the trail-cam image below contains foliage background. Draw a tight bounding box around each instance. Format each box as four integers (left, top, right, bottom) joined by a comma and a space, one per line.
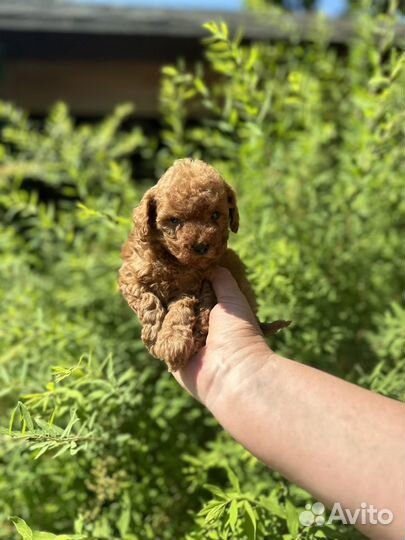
246, 0, 405, 14
0, 2, 404, 539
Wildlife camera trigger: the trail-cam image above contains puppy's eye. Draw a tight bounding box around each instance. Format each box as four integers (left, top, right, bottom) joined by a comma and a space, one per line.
169, 217, 181, 226
211, 211, 221, 221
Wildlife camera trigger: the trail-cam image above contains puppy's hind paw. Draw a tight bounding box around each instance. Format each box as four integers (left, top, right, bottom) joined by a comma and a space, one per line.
154, 333, 196, 372
260, 319, 292, 336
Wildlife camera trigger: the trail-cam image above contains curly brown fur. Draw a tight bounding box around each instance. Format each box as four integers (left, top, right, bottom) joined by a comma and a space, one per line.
119, 158, 290, 372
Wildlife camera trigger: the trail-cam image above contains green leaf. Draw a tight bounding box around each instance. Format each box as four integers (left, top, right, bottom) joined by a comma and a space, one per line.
226, 467, 240, 492
194, 78, 208, 96
52, 443, 71, 459
61, 408, 79, 437
10, 517, 33, 540
8, 402, 19, 433
203, 502, 227, 523
33, 444, 52, 460
161, 66, 178, 77
261, 492, 286, 519
314, 530, 327, 538
228, 499, 238, 532
203, 484, 228, 500
34, 533, 87, 539
117, 492, 132, 536
285, 500, 299, 536
243, 501, 257, 540
202, 21, 218, 35
18, 402, 34, 431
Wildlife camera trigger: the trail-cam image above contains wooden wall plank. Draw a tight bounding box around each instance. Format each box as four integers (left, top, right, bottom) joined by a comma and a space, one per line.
0, 59, 163, 116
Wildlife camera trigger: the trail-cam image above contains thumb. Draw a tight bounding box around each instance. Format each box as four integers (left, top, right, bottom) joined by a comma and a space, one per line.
209, 267, 260, 330
209, 267, 245, 303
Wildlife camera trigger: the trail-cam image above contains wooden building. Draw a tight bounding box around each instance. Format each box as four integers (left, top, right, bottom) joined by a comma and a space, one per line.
0, 2, 401, 118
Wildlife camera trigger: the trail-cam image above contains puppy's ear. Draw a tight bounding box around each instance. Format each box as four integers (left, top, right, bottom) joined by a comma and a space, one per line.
133, 187, 157, 240
225, 183, 239, 233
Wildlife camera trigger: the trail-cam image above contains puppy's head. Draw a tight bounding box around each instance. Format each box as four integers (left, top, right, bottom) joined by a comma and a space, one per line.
134, 158, 239, 269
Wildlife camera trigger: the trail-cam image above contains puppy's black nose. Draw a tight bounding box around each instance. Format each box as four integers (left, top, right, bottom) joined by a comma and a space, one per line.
193, 243, 209, 255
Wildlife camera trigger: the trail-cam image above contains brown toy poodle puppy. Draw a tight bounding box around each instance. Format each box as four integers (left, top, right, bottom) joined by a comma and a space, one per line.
119, 158, 289, 372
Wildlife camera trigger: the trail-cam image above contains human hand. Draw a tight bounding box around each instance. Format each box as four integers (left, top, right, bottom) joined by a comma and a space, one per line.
171, 267, 275, 413
172, 269, 405, 540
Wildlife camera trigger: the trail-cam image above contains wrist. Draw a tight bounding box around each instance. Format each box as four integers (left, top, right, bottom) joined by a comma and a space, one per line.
203, 349, 286, 471
203, 340, 279, 417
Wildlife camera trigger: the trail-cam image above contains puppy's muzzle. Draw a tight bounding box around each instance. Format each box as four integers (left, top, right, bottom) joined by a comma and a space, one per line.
192, 243, 209, 255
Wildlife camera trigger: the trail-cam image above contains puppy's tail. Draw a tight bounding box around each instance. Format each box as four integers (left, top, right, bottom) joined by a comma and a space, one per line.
259, 319, 292, 336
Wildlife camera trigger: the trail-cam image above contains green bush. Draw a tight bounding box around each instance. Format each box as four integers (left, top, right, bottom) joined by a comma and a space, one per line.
0, 5, 404, 539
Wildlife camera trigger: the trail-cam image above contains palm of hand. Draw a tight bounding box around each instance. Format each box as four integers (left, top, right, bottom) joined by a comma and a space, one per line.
172, 268, 272, 410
